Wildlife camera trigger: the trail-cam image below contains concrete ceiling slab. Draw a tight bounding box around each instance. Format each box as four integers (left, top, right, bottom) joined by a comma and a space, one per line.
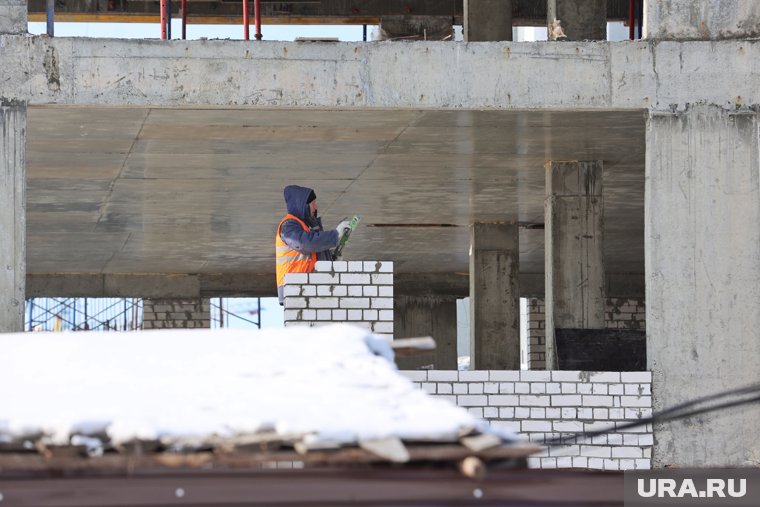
26, 106, 646, 295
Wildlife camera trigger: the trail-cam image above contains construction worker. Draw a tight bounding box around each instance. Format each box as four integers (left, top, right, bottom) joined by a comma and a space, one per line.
276, 185, 350, 305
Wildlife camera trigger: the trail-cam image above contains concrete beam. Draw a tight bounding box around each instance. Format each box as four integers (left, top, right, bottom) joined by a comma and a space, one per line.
1, 37, 759, 110
548, 0, 606, 41
645, 0, 760, 40
470, 222, 520, 370
394, 295, 458, 370
379, 15, 454, 41
0, 101, 26, 332
647, 105, 760, 466
0, 1, 26, 34
464, 0, 513, 42
545, 161, 605, 369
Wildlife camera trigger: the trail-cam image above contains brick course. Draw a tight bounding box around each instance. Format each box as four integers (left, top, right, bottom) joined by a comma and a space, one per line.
142, 299, 211, 329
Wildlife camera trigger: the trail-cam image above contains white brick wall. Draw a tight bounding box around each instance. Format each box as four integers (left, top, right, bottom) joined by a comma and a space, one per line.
283, 261, 393, 337
400, 369, 653, 471
526, 298, 646, 370
143, 299, 211, 329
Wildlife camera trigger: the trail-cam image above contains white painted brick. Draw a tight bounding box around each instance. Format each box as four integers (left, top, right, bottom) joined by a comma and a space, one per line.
284, 297, 307, 309
603, 459, 620, 471
378, 286, 394, 297
639, 434, 654, 446
283, 310, 301, 321
437, 383, 453, 394
609, 384, 624, 395
378, 310, 393, 321
581, 446, 611, 458
459, 371, 489, 382
301, 309, 317, 320
549, 445, 580, 457
644, 448, 652, 458
545, 383, 561, 394
379, 261, 393, 272
348, 261, 364, 272
521, 370, 551, 382
355, 321, 373, 331
499, 382, 515, 394
333, 285, 348, 297
484, 382, 499, 394
552, 371, 582, 382
623, 435, 640, 446
591, 435, 608, 445
363, 309, 378, 321
400, 371, 427, 381
373, 322, 394, 333
592, 384, 608, 395
469, 383, 484, 394
561, 408, 577, 419
331, 261, 348, 272
527, 458, 541, 469
436, 395, 457, 404
467, 407, 483, 419
551, 395, 582, 406
515, 382, 530, 394
341, 273, 370, 285
540, 458, 557, 468
578, 408, 593, 419
489, 395, 519, 406
363, 261, 380, 272
317, 286, 333, 296
515, 407, 530, 418
317, 309, 332, 321
490, 371, 520, 381
609, 408, 625, 419
556, 457, 573, 468
313, 261, 333, 272
371, 274, 393, 285
453, 383, 468, 395
499, 407, 515, 418
340, 298, 370, 309
519, 395, 550, 407
421, 383, 436, 394
589, 372, 621, 383
546, 408, 561, 419
577, 383, 593, 394
301, 285, 317, 296
309, 297, 339, 309
284, 273, 308, 284
593, 408, 609, 420
458, 395, 487, 407
635, 459, 651, 469
309, 273, 339, 284
588, 458, 604, 470
585, 421, 612, 433
347, 285, 363, 297
608, 434, 623, 445
554, 421, 584, 432
484, 407, 498, 418
283, 285, 301, 297
371, 297, 393, 309
621, 396, 651, 407
621, 372, 652, 383
332, 309, 347, 321
582, 395, 613, 407
572, 457, 588, 468
429, 371, 458, 382
362, 285, 378, 297
622, 443, 642, 456
619, 459, 636, 471
347, 309, 362, 320
530, 383, 547, 394
639, 384, 651, 395
625, 407, 652, 419
530, 408, 545, 419
561, 383, 577, 394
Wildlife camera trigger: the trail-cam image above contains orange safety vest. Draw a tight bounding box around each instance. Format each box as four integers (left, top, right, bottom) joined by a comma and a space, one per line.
275, 214, 317, 287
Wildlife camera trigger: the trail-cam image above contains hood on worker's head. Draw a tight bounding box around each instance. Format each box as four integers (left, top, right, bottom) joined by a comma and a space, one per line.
283, 185, 314, 221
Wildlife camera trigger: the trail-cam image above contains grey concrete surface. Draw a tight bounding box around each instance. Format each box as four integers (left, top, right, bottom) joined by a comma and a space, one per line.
647, 105, 760, 467
0, 37, 758, 110
0, 1, 26, 35
394, 295, 458, 369
470, 222, 520, 370
0, 103, 26, 332
544, 161, 605, 368
464, 0, 513, 41
645, 0, 760, 40
549, 0, 606, 41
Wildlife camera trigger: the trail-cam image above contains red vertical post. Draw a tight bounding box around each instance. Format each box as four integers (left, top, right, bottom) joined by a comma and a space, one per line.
243, 0, 250, 40
629, 0, 635, 39
182, 0, 187, 40
160, 0, 167, 40
254, 0, 262, 40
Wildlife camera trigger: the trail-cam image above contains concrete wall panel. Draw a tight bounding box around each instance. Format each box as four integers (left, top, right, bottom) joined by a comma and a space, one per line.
0, 1, 26, 35
645, 0, 760, 40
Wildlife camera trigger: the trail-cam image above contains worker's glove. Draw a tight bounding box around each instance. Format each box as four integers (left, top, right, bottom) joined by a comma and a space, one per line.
335, 219, 351, 235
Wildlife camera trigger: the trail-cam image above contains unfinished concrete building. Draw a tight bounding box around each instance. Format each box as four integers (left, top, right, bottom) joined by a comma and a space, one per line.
2, 0, 759, 469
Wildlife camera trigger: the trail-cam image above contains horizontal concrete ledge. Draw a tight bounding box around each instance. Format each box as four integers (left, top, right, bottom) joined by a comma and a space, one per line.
28, 272, 643, 298
1, 36, 758, 110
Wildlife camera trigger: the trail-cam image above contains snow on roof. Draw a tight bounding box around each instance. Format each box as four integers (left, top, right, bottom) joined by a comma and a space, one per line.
0, 324, 514, 452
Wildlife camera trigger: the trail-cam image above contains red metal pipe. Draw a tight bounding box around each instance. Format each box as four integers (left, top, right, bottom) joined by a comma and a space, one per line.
182, 0, 187, 40
160, 0, 167, 40
628, 0, 635, 39
243, 0, 250, 40
254, 0, 262, 40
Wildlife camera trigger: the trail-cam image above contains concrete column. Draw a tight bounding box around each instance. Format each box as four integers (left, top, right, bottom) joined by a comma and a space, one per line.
544, 161, 605, 369
378, 15, 454, 41
0, 101, 26, 333
394, 295, 458, 370
0, 0, 26, 34
469, 222, 520, 370
644, 0, 760, 40
647, 105, 760, 466
547, 0, 606, 41
464, 0, 513, 41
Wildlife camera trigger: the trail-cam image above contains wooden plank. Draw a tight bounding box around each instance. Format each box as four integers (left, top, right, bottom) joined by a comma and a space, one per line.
359, 437, 409, 463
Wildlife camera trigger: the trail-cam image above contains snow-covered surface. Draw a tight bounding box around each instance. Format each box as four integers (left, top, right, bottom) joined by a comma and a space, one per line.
0, 325, 513, 449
